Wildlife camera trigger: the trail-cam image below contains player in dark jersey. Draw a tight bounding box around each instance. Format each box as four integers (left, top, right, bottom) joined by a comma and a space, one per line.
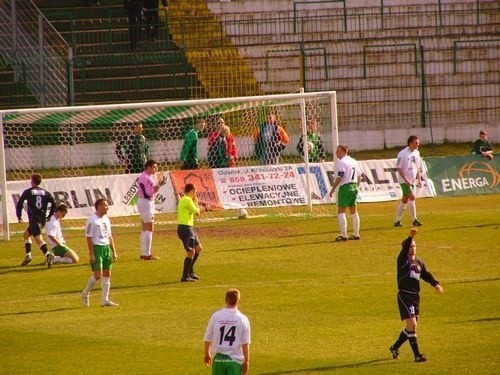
389, 228, 444, 362
16, 174, 57, 268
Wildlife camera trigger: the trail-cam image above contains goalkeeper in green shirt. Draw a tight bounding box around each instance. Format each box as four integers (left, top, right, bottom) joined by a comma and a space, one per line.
296, 118, 326, 163
180, 119, 206, 170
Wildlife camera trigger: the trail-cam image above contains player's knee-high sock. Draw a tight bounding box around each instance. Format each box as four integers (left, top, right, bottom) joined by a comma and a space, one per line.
406, 331, 421, 357
395, 202, 406, 222
83, 276, 97, 295
40, 243, 48, 254
101, 277, 111, 304
338, 213, 347, 237
24, 239, 32, 254
53, 257, 73, 264
182, 257, 192, 279
140, 231, 145, 256
144, 231, 153, 256
408, 200, 417, 221
351, 212, 360, 236
189, 253, 199, 274
392, 329, 409, 350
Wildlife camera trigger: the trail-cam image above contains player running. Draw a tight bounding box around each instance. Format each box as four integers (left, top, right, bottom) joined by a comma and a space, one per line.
16, 173, 56, 268
389, 228, 444, 362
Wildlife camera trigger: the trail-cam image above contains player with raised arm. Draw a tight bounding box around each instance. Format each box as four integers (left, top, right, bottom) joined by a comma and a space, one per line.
137, 159, 165, 260
394, 135, 423, 227
204, 288, 251, 375
16, 173, 56, 268
81, 199, 118, 307
46, 204, 80, 265
389, 228, 443, 362
329, 145, 362, 241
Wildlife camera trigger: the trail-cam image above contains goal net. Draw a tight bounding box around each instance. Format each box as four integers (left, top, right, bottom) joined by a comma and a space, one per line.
0, 91, 338, 240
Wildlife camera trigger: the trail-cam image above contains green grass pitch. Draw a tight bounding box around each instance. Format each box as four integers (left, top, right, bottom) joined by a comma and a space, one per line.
1, 195, 499, 374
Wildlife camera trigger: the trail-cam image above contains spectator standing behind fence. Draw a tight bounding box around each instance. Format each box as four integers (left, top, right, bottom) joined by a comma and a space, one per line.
472, 129, 494, 160
143, 0, 167, 41
124, 0, 142, 50
296, 118, 326, 163
254, 113, 288, 165
180, 119, 206, 170
116, 122, 149, 174
208, 118, 238, 167
208, 125, 230, 169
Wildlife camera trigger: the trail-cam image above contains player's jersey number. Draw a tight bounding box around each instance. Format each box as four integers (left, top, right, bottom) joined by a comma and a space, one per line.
219, 325, 236, 346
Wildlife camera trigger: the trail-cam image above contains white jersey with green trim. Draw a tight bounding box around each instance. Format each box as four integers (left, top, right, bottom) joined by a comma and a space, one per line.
204, 307, 251, 364
46, 215, 64, 249
337, 155, 360, 186
396, 147, 422, 184
85, 213, 112, 245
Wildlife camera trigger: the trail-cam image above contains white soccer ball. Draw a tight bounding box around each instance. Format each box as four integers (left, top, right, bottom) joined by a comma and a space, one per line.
307, 141, 314, 151
238, 208, 248, 219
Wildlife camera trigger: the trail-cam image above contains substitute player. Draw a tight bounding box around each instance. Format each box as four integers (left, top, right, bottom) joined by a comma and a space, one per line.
81, 199, 118, 307
389, 228, 443, 362
177, 183, 208, 282
46, 204, 80, 265
329, 145, 362, 241
394, 135, 423, 227
16, 173, 56, 267
137, 159, 165, 260
204, 288, 251, 375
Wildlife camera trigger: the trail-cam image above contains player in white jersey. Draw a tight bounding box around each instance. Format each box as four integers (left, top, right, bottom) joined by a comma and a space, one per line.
81, 198, 118, 307
204, 289, 251, 375
45, 204, 79, 265
329, 145, 362, 241
394, 135, 423, 227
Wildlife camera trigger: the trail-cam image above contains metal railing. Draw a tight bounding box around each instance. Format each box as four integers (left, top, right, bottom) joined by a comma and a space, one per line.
0, 0, 71, 107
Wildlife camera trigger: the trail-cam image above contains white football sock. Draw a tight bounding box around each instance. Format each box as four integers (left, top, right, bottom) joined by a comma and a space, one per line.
101, 277, 111, 304
143, 231, 153, 256
53, 256, 73, 264
140, 231, 145, 256
83, 276, 97, 295
408, 200, 417, 221
352, 212, 360, 237
338, 213, 347, 237
395, 202, 406, 222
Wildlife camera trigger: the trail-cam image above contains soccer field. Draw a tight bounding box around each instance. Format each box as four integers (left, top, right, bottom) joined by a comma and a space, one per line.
1, 195, 499, 374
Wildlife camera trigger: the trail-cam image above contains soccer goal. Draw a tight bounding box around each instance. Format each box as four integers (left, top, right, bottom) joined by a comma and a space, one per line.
0, 91, 338, 240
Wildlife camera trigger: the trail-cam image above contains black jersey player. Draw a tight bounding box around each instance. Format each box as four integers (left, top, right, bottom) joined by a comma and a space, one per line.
16, 174, 57, 268
389, 228, 444, 362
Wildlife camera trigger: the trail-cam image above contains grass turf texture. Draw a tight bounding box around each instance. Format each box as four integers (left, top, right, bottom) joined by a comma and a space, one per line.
1, 195, 499, 374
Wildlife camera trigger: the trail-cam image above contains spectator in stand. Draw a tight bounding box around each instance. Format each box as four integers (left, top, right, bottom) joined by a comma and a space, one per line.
254, 113, 288, 165
180, 119, 206, 170
115, 122, 149, 174
472, 129, 494, 160
124, 0, 143, 50
296, 118, 326, 163
143, 0, 167, 41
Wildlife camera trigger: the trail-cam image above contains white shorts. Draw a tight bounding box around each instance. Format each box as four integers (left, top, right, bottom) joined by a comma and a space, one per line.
137, 197, 154, 223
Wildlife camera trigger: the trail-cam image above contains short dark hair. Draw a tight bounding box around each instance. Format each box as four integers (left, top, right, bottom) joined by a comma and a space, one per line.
337, 145, 349, 154
144, 159, 157, 169
407, 135, 419, 146
225, 288, 240, 306
94, 198, 108, 210
184, 183, 196, 193
31, 173, 42, 186
479, 129, 487, 136
56, 204, 68, 214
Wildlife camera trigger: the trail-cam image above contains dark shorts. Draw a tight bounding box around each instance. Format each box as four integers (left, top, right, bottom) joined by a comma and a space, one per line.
397, 291, 420, 320
28, 217, 45, 237
181, 161, 199, 170
177, 225, 199, 251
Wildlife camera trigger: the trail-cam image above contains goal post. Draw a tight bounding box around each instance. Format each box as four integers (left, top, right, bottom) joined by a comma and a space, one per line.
0, 91, 338, 240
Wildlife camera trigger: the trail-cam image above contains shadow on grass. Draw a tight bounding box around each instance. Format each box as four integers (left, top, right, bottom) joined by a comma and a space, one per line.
260, 358, 391, 374
0, 307, 81, 317
0, 263, 87, 275
218, 239, 335, 253
448, 277, 500, 284
448, 316, 500, 324
49, 280, 179, 296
